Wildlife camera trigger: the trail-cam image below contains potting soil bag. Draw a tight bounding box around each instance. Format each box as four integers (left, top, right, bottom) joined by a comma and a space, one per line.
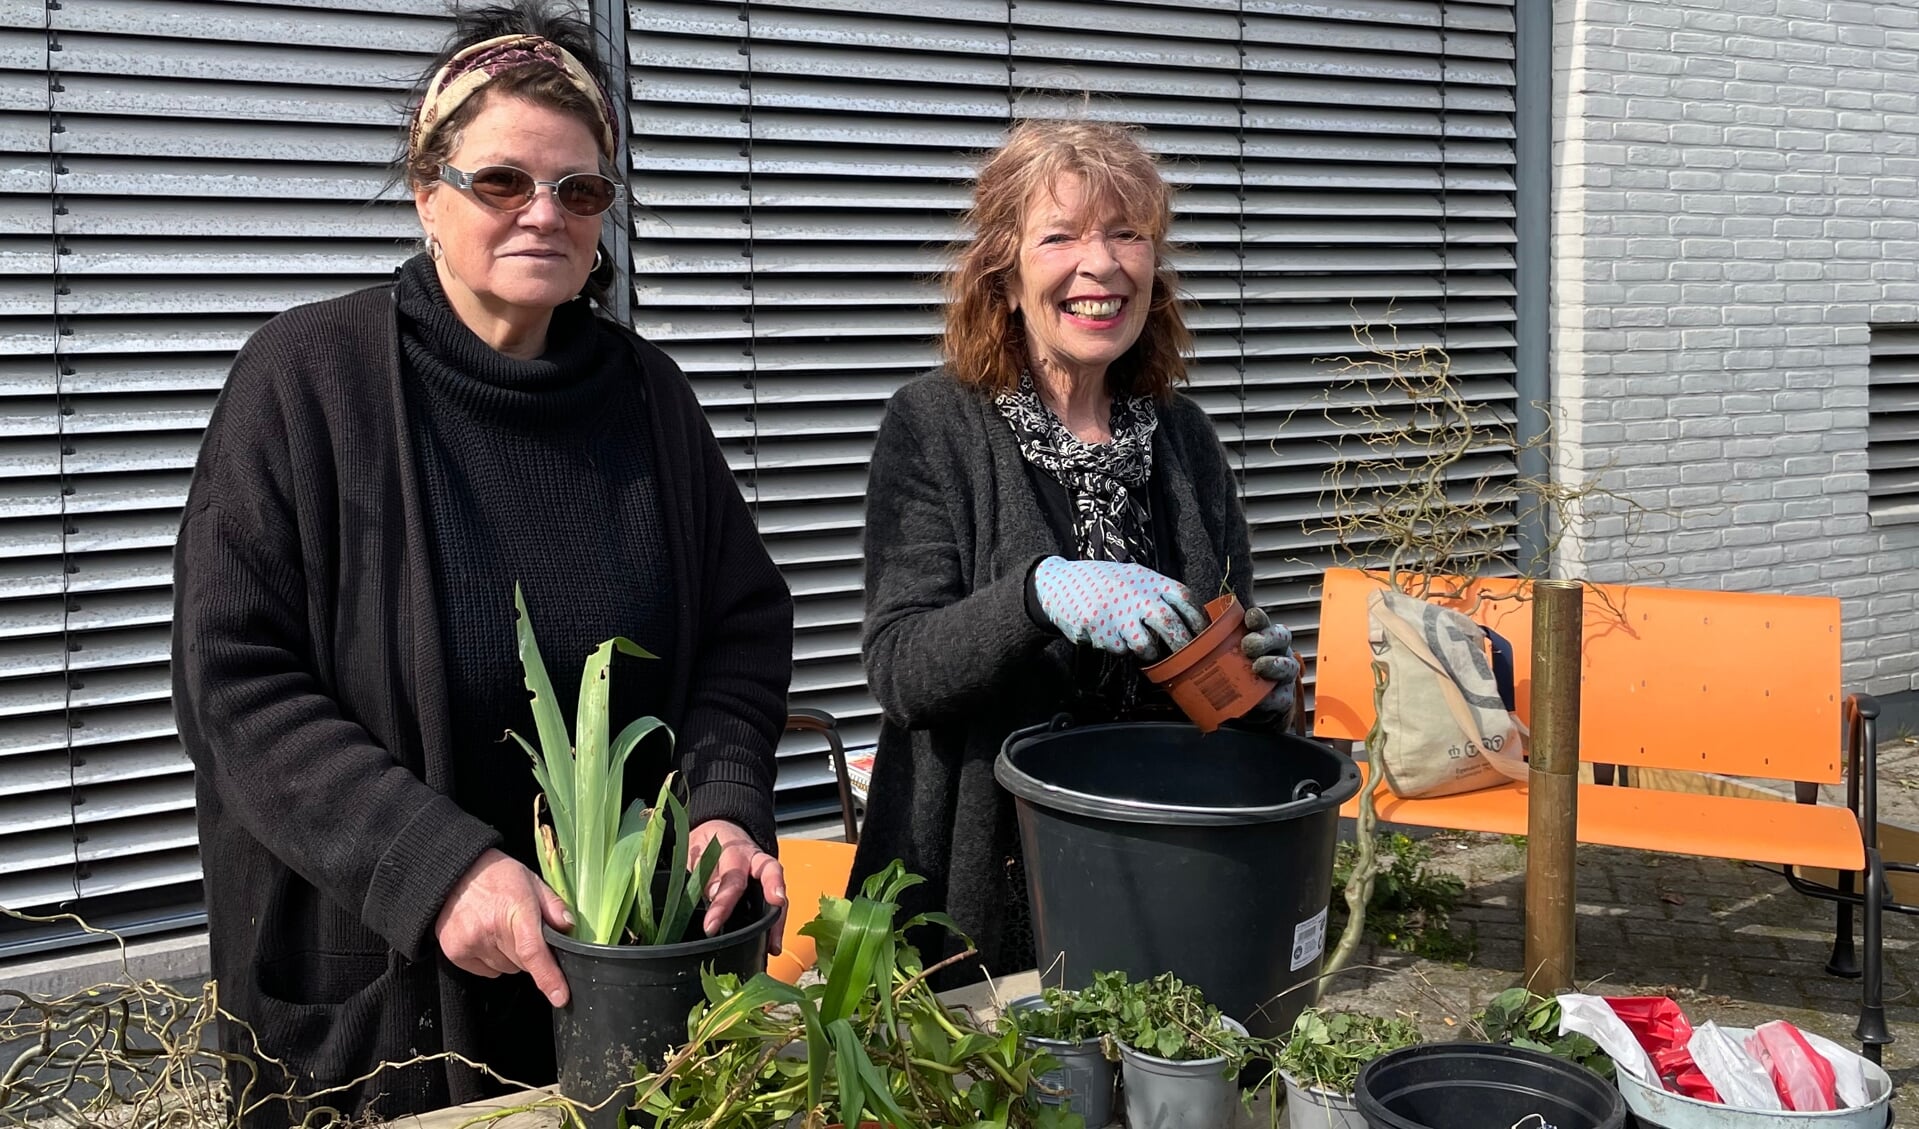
1556, 993, 1658, 1083
1745, 1021, 1839, 1112
1799, 1028, 1872, 1109
1366, 589, 1528, 798
1605, 995, 1719, 1102
1688, 1022, 1783, 1111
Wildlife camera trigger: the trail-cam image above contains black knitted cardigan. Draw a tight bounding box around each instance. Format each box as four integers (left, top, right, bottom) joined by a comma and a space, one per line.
171, 275, 793, 1125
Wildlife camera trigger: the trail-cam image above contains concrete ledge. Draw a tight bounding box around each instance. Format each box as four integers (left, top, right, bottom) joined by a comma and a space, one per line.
1, 929, 211, 1001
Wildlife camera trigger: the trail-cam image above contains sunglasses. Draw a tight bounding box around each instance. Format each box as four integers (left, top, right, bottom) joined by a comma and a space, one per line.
439, 163, 624, 218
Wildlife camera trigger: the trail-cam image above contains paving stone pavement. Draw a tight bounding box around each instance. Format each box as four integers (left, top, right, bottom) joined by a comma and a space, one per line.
1317, 827, 1919, 1124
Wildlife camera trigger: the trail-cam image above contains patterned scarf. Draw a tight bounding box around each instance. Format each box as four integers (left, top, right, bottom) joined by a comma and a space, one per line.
996, 373, 1159, 564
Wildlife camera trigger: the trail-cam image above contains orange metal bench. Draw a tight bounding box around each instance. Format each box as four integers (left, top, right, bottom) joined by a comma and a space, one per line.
1312, 567, 1894, 1060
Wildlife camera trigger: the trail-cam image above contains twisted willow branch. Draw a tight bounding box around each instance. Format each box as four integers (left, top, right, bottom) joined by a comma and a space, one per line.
0, 908, 572, 1129
1302, 317, 1671, 983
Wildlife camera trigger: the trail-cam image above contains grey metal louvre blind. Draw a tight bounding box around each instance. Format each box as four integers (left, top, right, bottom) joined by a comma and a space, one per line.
0, 0, 442, 927
625, 0, 1519, 805
1, 0, 62, 911
1230, 0, 1520, 620
1869, 324, 1919, 526
627, 0, 1005, 820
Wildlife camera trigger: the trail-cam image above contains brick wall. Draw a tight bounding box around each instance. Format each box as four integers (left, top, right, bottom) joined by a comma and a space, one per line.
1550, 0, 1919, 695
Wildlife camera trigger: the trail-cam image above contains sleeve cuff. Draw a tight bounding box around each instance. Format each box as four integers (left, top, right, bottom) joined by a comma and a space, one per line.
1024, 557, 1057, 633
688, 777, 778, 854
362, 795, 503, 961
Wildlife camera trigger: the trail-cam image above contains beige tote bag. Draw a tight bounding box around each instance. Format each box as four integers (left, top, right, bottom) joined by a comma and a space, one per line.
1366, 589, 1529, 799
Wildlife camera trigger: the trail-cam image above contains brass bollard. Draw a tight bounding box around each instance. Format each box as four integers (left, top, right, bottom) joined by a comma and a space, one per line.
1524, 579, 1583, 993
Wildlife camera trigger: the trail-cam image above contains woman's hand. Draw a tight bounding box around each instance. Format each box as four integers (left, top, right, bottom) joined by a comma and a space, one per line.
1242, 604, 1302, 718
1031, 556, 1208, 660
689, 819, 787, 955
434, 847, 573, 1006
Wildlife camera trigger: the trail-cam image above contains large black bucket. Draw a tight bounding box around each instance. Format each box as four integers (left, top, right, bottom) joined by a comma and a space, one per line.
995, 719, 1359, 1040
1355, 1043, 1626, 1129
545, 886, 778, 1129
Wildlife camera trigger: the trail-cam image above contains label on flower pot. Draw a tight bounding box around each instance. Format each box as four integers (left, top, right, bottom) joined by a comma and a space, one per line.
1290, 907, 1328, 971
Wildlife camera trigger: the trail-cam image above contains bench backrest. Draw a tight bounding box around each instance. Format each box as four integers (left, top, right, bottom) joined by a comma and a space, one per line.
1312, 568, 1845, 785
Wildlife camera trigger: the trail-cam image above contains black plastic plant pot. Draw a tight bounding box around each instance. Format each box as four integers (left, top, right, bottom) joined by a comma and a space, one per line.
1354, 1042, 1626, 1129
995, 719, 1359, 1041
544, 883, 778, 1129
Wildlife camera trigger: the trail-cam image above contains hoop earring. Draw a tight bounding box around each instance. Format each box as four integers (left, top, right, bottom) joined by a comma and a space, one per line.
426, 235, 443, 261
592, 247, 603, 272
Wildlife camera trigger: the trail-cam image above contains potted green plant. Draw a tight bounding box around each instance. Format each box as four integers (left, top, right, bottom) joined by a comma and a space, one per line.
1001, 970, 1130, 1127
510, 587, 780, 1129
1273, 1007, 1421, 1129
1105, 971, 1271, 1129
631, 861, 1081, 1129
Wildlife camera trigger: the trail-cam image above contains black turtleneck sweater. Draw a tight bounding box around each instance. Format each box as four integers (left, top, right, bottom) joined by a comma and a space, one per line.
394, 257, 678, 1088
395, 256, 676, 867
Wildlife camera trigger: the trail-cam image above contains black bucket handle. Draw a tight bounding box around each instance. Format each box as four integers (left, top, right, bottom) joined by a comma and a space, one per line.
1000, 712, 1076, 761
1292, 779, 1323, 802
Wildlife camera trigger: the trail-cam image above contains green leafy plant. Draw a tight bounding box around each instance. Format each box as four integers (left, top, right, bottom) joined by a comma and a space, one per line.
509, 585, 720, 946
1473, 988, 1615, 1083
1328, 832, 1471, 960
1275, 1007, 1421, 1097
631, 861, 1080, 1129
1002, 970, 1130, 1045
1101, 972, 1260, 1069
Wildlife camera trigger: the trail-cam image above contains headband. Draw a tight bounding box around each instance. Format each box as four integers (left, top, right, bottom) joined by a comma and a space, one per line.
409, 33, 619, 162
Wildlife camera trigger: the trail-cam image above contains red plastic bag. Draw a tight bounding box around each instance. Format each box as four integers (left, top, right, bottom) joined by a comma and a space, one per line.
1745, 1021, 1839, 1112
1604, 996, 1721, 1102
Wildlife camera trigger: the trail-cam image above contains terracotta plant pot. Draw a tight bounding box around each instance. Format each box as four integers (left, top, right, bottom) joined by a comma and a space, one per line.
1143, 593, 1268, 733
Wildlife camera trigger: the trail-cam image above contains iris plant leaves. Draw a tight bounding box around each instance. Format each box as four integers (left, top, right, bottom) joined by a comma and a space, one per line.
510, 584, 712, 947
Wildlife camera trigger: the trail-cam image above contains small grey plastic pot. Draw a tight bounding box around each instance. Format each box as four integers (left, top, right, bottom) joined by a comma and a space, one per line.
1116, 1016, 1248, 1129
1005, 994, 1116, 1128
1280, 1070, 1369, 1129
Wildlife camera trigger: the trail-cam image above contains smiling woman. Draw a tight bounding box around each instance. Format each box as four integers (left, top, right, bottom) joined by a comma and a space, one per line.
168, 3, 794, 1126
847, 119, 1308, 992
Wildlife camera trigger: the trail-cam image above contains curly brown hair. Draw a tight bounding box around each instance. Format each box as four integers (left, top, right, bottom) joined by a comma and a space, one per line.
943, 119, 1192, 401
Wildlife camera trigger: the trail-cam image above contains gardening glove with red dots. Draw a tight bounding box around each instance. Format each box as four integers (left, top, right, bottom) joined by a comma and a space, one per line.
1242, 604, 1302, 717
1030, 556, 1208, 661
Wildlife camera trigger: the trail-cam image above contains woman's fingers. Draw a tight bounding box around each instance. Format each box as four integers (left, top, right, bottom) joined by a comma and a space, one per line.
753, 853, 788, 956
433, 848, 570, 1005
689, 819, 784, 951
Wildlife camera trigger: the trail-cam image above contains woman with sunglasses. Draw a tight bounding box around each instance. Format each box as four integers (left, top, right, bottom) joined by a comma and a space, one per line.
169, 3, 793, 1124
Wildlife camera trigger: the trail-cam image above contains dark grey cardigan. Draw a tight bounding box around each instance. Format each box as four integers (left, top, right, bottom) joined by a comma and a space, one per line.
848, 374, 1256, 985
171, 285, 793, 1125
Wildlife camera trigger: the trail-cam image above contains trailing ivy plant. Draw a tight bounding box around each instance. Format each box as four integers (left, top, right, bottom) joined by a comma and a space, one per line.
509, 584, 720, 946
1274, 1007, 1421, 1097
1099, 971, 1281, 1071
631, 861, 1081, 1129
1473, 988, 1615, 1083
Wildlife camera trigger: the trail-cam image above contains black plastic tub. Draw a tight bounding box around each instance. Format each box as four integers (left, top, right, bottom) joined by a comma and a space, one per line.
1355, 1042, 1627, 1129
545, 885, 778, 1129
995, 718, 1359, 1040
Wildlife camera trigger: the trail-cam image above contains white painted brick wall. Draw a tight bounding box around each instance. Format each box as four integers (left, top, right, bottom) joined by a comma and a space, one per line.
1551, 0, 1919, 695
